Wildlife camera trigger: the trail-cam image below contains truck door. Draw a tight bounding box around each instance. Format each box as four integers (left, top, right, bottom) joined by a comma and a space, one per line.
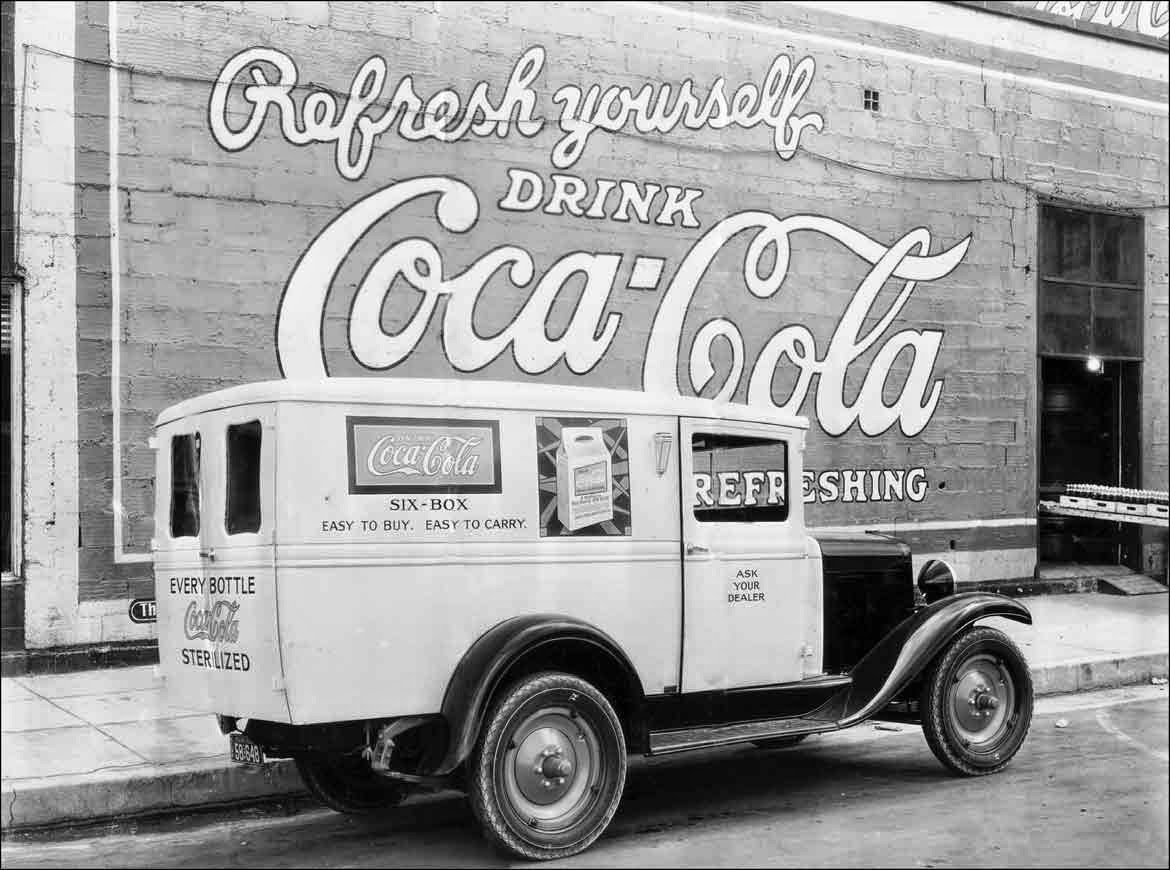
679, 418, 819, 692
155, 407, 288, 721
154, 423, 205, 697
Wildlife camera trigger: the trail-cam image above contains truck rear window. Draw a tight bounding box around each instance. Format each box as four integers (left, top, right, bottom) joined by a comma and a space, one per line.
170, 433, 200, 538
692, 432, 789, 523
226, 421, 262, 534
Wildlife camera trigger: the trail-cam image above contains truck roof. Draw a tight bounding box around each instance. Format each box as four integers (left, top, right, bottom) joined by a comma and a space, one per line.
155, 378, 810, 431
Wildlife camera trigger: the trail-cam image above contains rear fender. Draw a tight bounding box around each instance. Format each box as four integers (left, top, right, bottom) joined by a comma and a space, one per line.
432, 615, 645, 776
817, 592, 1032, 727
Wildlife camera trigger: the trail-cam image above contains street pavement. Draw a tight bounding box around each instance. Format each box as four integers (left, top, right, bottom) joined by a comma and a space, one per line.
1, 591, 1167, 834
2, 685, 1166, 868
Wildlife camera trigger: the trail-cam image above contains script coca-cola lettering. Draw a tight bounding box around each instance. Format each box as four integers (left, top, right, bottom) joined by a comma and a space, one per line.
276, 177, 969, 438
366, 434, 483, 478
348, 418, 502, 493
209, 42, 972, 443
184, 600, 241, 644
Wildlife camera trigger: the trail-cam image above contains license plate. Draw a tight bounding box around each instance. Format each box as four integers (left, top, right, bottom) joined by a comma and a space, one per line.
230, 733, 264, 765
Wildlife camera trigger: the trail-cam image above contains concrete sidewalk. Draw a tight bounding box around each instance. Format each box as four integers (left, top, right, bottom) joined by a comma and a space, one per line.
2, 591, 1167, 833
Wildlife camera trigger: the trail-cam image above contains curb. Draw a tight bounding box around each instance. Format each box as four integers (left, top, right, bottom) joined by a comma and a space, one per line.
1, 643, 159, 679
3, 652, 1167, 834
1029, 650, 1168, 696
2, 758, 305, 833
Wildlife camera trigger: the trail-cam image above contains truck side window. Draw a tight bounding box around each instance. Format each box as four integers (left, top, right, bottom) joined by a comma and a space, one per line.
226, 421, 262, 534
170, 433, 200, 538
691, 433, 788, 523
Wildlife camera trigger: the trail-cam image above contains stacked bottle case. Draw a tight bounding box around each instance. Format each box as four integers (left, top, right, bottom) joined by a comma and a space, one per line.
1060, 484, 1170, 518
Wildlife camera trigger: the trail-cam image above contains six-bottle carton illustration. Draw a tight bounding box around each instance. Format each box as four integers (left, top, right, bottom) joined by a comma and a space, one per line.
555, 427, 614, 531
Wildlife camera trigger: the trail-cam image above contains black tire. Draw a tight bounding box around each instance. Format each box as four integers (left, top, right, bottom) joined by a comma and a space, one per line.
920, 626, 1033, 776
295, 752, 409, 815
752, 734, 808, 750
468, 672, 627, 861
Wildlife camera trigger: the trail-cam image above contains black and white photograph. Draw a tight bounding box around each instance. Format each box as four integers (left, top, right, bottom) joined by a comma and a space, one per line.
0, 1, 1167, 867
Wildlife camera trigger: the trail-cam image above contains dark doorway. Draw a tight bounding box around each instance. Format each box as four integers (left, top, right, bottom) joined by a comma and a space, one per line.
1038, 357, 1141, 569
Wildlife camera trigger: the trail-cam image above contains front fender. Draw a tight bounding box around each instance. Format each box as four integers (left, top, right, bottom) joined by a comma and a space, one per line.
819, 592, 1032, 728
432, 614, 644, 776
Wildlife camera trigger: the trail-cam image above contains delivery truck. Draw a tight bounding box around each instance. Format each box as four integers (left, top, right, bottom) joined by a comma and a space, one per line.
154, 377, 1034, 860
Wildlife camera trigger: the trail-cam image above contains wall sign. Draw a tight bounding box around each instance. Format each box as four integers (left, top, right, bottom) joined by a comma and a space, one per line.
128, 598, 156, 624
1000, 1, 1169, 41
208, 42, 974, 511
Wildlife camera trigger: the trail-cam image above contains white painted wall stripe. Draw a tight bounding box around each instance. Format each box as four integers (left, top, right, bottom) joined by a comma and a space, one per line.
109, 0, 150, 565
628, 1, 1169, 111
809, 516, 1037, 534
790, 0, 1167, 83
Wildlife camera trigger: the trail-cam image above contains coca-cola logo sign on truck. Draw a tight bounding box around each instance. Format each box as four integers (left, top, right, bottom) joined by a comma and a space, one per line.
347, 417, 503, 494
184, 600, 241, 644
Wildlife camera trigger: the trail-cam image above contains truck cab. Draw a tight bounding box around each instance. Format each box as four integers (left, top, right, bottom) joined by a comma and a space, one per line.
154, 378, 1033, 861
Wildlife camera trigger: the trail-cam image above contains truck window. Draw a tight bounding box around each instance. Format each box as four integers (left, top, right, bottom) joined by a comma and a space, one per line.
170, 433, 200, 538
226, 420, 262, 534
691, 432, 788, 523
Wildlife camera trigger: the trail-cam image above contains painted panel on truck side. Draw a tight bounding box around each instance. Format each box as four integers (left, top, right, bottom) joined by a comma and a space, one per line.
272, 401, 681, 723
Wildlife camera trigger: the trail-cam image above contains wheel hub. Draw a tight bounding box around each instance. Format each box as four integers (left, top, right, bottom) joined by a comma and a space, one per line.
501, 704, 603, 832
514, 728, 578, 805
950, 654, 1015, 747
541, 754, 573, 779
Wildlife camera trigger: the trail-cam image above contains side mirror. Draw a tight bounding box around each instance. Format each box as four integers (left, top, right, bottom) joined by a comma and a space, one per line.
917, 559, 958, 604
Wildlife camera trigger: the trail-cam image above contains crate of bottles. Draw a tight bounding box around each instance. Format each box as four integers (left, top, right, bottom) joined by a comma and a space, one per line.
1060, 485, 1111, 512
1062, 485, 1169, 519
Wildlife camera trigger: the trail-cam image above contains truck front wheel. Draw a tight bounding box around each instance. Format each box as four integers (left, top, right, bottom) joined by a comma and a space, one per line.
920, 626, 1033, 776
295, 752, 408, 814
469, 672, 627, 860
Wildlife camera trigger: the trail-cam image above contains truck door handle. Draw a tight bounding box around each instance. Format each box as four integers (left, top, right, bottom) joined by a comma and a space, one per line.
686, 544, 710, 556
199, 548, 215, 561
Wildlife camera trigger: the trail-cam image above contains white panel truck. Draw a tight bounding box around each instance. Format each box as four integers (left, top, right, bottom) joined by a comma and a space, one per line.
154, 378, 1033, 860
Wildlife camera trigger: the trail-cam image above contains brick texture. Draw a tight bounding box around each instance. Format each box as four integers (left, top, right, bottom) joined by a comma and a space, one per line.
14, 1, 1169, 616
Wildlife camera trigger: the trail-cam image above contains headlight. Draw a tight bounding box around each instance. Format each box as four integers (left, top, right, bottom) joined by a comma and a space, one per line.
917, 559, 957, 604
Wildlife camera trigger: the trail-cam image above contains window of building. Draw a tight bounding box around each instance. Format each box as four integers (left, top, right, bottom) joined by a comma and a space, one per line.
170, 433, 201, 538
1039, 205, 1143, 358
863, 88, 880, 112
691, 433, 789, 523
225, 421, 262, 534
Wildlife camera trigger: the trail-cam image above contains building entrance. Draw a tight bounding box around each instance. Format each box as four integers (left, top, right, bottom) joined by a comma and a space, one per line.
1038, 356, 1142, 570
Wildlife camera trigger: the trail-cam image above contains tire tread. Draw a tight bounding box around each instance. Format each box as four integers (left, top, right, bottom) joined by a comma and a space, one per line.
920, 626, 1033, 777
295, 753, 407, 815
468, 671, 626, 861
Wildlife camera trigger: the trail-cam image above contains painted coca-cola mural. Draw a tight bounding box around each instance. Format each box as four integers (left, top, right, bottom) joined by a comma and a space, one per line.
11, 1, 1166, 649
213, 42, 968, 522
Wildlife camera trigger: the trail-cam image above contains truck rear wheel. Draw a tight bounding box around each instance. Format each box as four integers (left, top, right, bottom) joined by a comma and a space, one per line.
295, 752, 408, 815
920, 626, 1033, 776
468, 672, 627, 860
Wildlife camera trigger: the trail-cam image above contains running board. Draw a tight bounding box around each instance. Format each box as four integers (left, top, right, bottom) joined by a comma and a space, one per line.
649, 716, 838, 756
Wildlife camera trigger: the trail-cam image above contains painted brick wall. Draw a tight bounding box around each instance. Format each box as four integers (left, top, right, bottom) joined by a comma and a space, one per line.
1144, 207, 1169, 575
1, 0, 15, 277
14, 1, 1169, 640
